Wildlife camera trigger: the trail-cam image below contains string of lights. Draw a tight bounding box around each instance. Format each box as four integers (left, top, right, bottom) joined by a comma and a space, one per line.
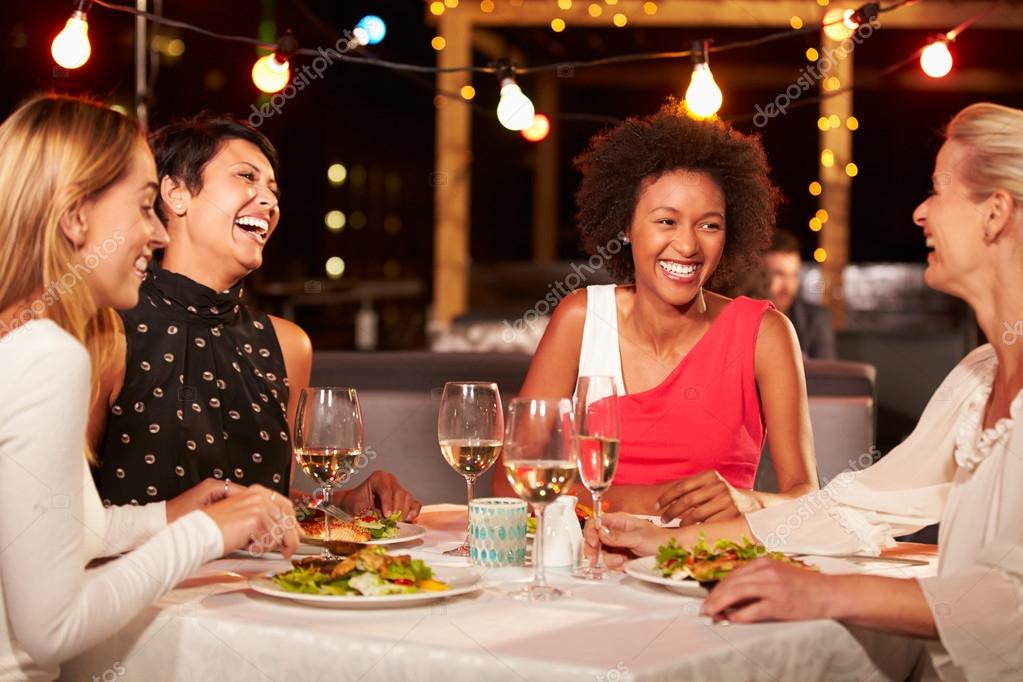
49, 0, 1003, 136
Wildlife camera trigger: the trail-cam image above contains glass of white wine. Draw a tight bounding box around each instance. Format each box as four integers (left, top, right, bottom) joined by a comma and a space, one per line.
572, 376, 621, 580
294, 387, 364, 560
503, 397, 577, 601
438, 381, 504, 557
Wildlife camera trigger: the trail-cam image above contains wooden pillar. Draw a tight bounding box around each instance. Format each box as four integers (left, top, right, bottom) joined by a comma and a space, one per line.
432, 12, 473, 325
819, 21, 854, 330
531, 72, 560, 263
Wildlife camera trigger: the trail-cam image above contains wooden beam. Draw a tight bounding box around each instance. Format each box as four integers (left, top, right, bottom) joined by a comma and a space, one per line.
448, 0, 1023, 29
531, 71, 559, 262
432, 11, 473, 325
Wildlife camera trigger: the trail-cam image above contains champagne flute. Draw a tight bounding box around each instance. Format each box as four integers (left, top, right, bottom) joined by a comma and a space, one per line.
438, 382, 504, 557
293, 387, 364, 560
503, 398, 577, 601
572, 376, 621, 580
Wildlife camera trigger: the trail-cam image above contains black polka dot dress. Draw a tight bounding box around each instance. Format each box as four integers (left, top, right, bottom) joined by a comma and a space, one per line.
94, 263, 292, 506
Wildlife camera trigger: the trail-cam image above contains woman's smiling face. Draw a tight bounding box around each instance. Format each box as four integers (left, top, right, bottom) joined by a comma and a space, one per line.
913, 140, 991, 298
628, 169, 726, 307
180, 137, 280, 279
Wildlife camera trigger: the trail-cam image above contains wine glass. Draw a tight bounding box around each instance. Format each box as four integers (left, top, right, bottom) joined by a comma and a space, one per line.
572, 376, 621, 580
503, 397, 577, 601
438, 382, 504, 557
293, 387, 364, 560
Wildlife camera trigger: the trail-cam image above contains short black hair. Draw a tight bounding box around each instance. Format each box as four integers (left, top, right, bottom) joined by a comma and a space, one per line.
148, 112, 280, 222
574, 99, 780, 288
768, 228, 801, 255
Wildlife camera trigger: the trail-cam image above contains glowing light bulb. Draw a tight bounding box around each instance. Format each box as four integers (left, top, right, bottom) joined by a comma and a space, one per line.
920, 39, 953, 78
684, 41, 722, 119
497, 79, 535, 131
685, 63, 722, 119
822, 8, 855, 41
252, 53, 290, 93
51, 11, 91, 69
521, 114, 551, 142
355, 15, 387, 45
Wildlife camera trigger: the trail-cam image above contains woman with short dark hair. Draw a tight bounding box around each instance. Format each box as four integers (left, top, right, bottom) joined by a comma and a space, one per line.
89, 113, 421, 519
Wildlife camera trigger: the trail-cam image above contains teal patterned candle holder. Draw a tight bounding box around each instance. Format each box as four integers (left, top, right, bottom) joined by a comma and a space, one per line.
469, 497, 528, 567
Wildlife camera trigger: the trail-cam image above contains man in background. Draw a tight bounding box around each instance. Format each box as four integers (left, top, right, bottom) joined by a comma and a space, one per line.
765, 230, 838, 360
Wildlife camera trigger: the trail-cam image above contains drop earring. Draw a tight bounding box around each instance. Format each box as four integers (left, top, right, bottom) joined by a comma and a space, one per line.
697, 287, 707, 314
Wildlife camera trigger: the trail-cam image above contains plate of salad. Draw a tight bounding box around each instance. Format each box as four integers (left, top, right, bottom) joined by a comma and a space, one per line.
624, 536, 810, 597
249, 547, 482, 608
300, 510, 427, 546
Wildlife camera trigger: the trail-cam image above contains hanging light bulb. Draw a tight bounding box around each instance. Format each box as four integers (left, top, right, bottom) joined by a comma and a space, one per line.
684, 40, 722, 119
252, 31, 298, 94
51, 0, 92, 70
494, 61, 535, 131
920, 37, 953, 78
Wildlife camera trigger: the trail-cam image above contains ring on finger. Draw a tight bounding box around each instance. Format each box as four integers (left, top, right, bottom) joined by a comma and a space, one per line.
270, 491, 277, 502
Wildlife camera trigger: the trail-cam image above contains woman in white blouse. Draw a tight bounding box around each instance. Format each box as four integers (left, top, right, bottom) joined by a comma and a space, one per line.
0, 95, 300, 681
587, 102, 1023, 681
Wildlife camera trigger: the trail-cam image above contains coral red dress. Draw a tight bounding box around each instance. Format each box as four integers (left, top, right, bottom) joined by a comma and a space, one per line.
577, 285, 773, 489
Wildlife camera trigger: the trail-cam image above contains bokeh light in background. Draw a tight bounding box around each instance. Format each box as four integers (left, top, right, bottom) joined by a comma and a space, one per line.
325, 256, 346, 278
521, 113, 551, 142
355, 15, 387, 45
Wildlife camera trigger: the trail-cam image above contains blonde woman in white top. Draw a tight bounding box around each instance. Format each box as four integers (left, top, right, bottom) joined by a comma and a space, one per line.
587, 102, 1023, 681
0, 95, 299, 681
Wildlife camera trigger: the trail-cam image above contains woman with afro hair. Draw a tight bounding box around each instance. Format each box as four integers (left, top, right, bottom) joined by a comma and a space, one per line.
494, 101, 819, 527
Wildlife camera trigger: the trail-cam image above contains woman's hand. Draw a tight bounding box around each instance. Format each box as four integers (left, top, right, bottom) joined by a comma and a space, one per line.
165, 478, 238, 524
336, 471, 422, 521
583, 512, 671, 569
655, 470, 762, 525
202, 484, 300, 559
701, 558, 834, 624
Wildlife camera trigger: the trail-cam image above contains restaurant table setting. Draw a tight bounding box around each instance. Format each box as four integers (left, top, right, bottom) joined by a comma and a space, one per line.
63, 382, 932, 680
63, 502, 933, 682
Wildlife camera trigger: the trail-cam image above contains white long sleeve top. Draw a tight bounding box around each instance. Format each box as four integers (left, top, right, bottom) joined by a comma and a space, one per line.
0, 320, 223, 681
747, 344, 1023, 681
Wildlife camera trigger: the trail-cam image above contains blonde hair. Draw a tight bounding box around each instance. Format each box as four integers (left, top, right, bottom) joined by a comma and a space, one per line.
0, 95, 144, 458
946, 102, 1023, 209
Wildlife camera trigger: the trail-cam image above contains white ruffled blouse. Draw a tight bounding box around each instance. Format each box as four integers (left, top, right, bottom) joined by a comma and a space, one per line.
747, 344, 1023, 681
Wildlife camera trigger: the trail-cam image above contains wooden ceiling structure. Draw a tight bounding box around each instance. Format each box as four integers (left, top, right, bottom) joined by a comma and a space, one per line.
429, 1, 1023, 326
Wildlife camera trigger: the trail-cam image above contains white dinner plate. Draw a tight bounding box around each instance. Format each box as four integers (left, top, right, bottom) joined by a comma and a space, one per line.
303, 522, 428, 547
623, 556, 709, 598
248, 566, 482, 609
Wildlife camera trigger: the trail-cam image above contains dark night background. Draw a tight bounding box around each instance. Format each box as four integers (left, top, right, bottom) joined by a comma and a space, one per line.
3, 0, 1022, 349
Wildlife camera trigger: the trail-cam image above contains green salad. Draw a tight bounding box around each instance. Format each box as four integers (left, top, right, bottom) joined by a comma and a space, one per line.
655, 534, 793, 584
354, 511, 402, 539
272, 546, 448, 596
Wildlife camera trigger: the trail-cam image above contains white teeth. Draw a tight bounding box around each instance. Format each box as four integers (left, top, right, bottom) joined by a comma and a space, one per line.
658, 260, 699, 277
234, 216, 269, 233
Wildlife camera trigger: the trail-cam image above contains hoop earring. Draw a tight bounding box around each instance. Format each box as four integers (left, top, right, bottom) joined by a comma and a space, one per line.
697, 287, 707, 314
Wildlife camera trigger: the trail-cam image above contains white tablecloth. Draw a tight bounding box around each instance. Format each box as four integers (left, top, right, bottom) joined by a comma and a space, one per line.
62, 505, 930, 682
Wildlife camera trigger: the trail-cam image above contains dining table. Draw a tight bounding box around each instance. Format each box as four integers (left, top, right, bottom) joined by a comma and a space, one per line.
62, 504, 933, 682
